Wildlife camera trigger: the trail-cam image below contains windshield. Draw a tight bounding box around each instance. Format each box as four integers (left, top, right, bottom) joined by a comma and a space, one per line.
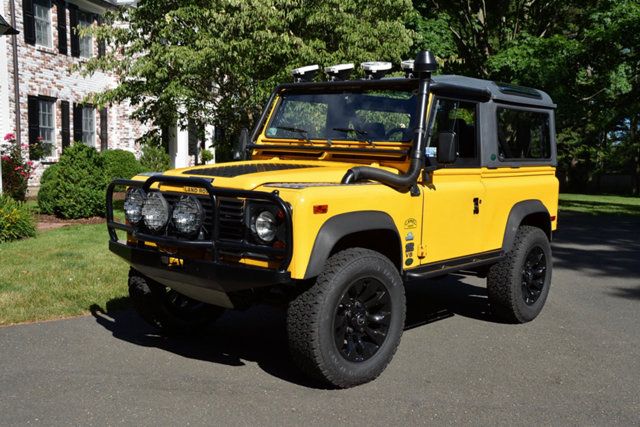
264, 90, 418, 143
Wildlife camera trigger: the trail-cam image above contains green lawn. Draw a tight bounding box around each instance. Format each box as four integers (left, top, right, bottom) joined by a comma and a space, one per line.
0, 223, 129, 325
559, 193, 640, 216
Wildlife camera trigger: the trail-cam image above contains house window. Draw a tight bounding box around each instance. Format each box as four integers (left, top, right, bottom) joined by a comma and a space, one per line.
34, 0, 52, 48
82, 106, 96, 146
78, 11, 93, 58
39, 99, 55, 144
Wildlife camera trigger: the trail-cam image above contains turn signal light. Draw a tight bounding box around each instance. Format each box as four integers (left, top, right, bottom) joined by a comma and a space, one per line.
313, 205, 328, 214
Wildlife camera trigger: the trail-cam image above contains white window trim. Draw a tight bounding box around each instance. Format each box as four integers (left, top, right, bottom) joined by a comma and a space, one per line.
78, 11, 94, 58
38, 99, 56, 145
82, 106, 96, 147
34, 0, 53, 48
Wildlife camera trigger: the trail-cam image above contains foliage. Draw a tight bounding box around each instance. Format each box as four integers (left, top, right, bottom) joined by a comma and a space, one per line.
200, 148, 213, 163
28, 136, 53, 161
81, 0, 415, 157
36, 144, 108, 219
1, 132, 33, 201
102, 149, 144, 180
139, 143, 170, 172
0, 223, 129, 325
0, 194, 36, 243
37, 163, 61, 215
413, 0, 640, 194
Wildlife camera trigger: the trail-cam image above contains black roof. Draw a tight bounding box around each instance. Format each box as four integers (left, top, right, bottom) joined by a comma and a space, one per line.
277, 74, 555, 108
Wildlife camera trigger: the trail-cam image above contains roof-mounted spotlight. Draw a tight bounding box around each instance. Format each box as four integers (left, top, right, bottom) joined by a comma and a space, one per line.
292, 64, 319, 83
324, 63, 354, 81
401, 59, 414, 78
361, 61, 392, 80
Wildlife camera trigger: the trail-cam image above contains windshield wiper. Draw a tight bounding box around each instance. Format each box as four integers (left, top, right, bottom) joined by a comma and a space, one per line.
332, 127, 372, 144
275, 126, 311, 143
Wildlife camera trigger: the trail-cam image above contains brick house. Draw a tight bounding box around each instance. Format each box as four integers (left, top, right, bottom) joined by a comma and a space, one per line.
0, 0, 148, 191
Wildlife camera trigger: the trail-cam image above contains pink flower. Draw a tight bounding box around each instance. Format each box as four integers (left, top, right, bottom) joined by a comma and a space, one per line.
26, 161, 34, 166
4, 132, 15, 141
14, 166, 22, 171
1, 155, 9, 161
21, 144, 28, 149
36, 136, 43, 141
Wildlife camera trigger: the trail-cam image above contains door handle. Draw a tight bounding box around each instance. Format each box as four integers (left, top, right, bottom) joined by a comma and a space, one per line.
473, 197, 480, 214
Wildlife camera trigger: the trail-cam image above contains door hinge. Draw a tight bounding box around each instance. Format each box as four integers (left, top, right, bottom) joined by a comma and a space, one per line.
417, 244, 426, 259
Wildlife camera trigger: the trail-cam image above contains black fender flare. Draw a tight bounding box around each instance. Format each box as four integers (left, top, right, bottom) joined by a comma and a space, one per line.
502, 200, 550, 252
303, 211, 401, 279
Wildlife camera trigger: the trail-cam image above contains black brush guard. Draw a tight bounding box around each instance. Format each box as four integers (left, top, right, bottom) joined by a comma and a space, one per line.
106, 175, 293, 303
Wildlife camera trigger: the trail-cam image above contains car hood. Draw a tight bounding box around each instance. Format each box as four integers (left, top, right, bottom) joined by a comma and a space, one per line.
163, 160, 394, 191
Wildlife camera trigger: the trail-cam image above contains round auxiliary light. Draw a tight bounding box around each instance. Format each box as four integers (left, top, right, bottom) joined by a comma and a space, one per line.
172, 196, 203, 236
123, 188, 146, 224
142, 192, 170, 232
253, 210, 277, 242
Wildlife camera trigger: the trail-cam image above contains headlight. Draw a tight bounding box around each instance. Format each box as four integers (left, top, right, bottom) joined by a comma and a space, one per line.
142, 192, 169, 232
172, 196, 203, 235
123, 188, 145, 224
252, 210, 277, 242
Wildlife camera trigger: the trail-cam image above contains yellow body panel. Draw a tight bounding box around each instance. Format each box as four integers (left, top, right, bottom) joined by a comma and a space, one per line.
126, 90, 559, 281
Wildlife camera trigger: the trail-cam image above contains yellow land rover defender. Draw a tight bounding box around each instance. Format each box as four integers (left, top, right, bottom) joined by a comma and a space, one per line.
106, 51, 559, 388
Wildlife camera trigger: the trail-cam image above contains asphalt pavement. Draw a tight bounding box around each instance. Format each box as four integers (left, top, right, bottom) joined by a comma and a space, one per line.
1, 213, 639, 426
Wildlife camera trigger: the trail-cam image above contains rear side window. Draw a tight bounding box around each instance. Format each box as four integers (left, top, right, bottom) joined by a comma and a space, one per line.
497, 108, 551, 160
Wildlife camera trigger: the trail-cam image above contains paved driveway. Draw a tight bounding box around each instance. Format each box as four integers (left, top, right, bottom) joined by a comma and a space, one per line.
1, 214, 639, 425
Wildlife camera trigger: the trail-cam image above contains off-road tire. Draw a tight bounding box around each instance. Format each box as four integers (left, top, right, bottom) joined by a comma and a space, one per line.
487, 226, 552, 323
128, 268, 225, 334
287, 248, 406, 388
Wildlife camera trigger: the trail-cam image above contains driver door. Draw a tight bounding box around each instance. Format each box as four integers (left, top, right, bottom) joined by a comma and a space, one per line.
419, 97, 487, 265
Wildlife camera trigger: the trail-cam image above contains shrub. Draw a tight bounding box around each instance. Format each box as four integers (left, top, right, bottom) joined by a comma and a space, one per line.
201, 149, 214, 163
102, 149, 144, 180
139, 144, 170, 172
1, 132, 34, 201
36, 143, 108, 219
0, 195, 36, 243
37, 163, 60, 215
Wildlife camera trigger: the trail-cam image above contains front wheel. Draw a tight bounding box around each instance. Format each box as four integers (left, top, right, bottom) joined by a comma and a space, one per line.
128, 268, 225, 334
287, 248, 406, 388
487, 226, 552, 323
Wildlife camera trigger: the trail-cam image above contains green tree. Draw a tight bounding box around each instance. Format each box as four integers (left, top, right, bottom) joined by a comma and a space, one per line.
414, 0, 640, 193
82, 0, 414, 159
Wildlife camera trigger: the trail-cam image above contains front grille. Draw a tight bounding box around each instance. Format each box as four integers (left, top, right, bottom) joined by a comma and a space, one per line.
218, 197, 245, 240
161, 192, 215, 236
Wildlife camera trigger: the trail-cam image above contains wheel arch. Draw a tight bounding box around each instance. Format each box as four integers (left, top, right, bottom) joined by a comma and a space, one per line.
502, 200, 551, 252
303, 211, 402, 279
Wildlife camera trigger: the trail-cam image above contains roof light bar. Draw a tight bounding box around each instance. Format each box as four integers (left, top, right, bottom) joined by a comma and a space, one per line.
324, 63, 354, 81
361, 61, 392, 80
292, 64, 319, 83
401, 59, 414, 78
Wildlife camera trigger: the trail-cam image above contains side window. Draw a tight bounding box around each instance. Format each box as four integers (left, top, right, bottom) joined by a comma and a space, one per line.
497, 108, 551, 160
429, 98, 478, 164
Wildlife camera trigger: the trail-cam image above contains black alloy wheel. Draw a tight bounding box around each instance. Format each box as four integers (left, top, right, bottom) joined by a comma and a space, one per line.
486, 225, 552, 323
287, 248, 406, 388
521, 247, 547, 305
333, 278, 392, 362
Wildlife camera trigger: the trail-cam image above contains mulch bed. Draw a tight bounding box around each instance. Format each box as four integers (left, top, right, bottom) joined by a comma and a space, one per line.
36, 214, 105, 231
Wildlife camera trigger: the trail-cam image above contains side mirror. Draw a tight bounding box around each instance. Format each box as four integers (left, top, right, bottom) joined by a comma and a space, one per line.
233, 128, 249, 160
437, 131, 457, 164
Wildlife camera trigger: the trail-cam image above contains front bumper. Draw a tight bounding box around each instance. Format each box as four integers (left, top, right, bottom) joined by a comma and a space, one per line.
106, 176, 294, 308
110, 240, 291, 308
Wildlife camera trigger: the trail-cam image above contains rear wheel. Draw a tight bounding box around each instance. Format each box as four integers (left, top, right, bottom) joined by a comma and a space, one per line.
487, 226, 552, 323
287, 248, 406, 388
128, 268, 225, 334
